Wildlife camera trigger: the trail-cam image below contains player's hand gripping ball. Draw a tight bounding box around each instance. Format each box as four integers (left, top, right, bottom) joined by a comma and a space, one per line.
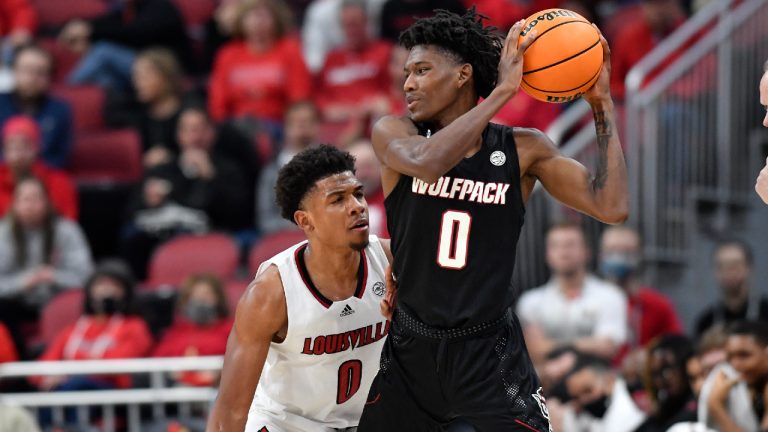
517, 9, 603, 103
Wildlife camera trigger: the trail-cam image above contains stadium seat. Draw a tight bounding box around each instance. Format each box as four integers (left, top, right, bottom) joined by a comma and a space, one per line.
32, 0, 107, 28
172, 0, 216, 28
38, 38, 82, 84
248, 229, 306, 275
225, 280, 250, 315
147, 233, 240, 288
38, 289, 84, 345
70, 129, 142, 184
52, 85, 105, 132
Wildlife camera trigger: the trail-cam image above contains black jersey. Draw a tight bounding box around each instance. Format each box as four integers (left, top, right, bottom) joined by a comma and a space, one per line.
385, 122, 525, 328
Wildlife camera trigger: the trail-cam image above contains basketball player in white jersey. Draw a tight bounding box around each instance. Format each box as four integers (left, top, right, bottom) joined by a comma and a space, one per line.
207, 145, 393, 432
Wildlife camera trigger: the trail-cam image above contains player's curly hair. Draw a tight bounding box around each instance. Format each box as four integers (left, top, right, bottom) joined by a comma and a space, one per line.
275, 144, 356, 224
399, 7, 503, 99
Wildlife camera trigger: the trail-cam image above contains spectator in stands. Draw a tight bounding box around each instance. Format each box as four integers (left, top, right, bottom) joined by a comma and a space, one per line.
517, 223, 628, 363
153, 273, 233, 386
301, 0, 387, 72
59, 0, 190, 93
755, 61, 768, 204
209, 0, 311, 131
599, 226, 682, 348
563, 354, 647, 431
0, 404, 40, 432
0, 45, 73, 168
610, 0, 687, 100
702, 321, 768, 431
379, 0, 464, 42
35, 260, 153, 391
257, 101, 319, 234
694, 239, 768, 337
109, 48, 184, 169
463, 0, 523, 32
315, 0, 392, 124
0, 177, 92, 358
635, 335, 697, 431
122, 107, 248, 279
384, 45, 408, 116
0, 321, 16, 363
491, 91, 561, 132
0, 116, 77, 219
0, 0, 36, 65
688, 328, 727, 399
348, 139, 387, 237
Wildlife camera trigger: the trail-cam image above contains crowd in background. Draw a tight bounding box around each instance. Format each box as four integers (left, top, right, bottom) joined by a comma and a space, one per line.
0, 0, 763, 431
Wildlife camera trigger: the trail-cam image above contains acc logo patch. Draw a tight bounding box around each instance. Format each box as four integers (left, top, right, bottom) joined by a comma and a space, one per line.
372, 281, 386, 297
490, 151, 506, 166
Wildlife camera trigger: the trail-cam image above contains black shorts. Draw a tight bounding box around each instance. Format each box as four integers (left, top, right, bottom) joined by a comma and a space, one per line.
358, 309, 552, 432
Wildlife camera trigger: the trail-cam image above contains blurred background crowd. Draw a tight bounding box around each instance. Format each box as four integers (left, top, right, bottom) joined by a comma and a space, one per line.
0, 0, 765, 431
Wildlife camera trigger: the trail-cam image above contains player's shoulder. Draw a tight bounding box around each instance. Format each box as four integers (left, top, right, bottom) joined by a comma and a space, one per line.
372, 115, 417, 134
236, 265, 287, 326
512, 127, 555, 150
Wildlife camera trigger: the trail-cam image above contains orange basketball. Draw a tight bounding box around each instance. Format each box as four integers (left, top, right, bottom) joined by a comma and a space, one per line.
517, 9, 603, 103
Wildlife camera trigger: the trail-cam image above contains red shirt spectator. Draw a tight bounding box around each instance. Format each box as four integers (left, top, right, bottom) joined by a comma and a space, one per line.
209, 0, 311, 123
0, 117, 77, 219
153, 274, 233, 387
0, 0, 37, 39
315, 2, 392, 122
610, 0, 687, 100
629, 286, 683, 346
0, 321, 17, 363
492, 91, 561, 132
35, 261, 153, 390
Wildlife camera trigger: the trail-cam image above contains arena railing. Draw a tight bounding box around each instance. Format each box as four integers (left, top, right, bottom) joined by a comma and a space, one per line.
625, 0, 768, 280
512, 0, 763, 291
0, 356, 223, 432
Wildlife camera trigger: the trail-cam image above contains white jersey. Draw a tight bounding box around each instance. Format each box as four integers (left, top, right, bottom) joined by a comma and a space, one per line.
245, 235, 390, 432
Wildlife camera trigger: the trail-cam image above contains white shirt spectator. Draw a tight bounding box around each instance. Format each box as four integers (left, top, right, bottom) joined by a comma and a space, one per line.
562, 378, 646, 432
697, 362, 760, 432
517, 275, 628, 345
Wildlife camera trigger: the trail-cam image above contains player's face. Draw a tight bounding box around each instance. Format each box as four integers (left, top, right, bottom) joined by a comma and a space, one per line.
725, 335, 768, 386
403, 45, 465, 123
300, 172, 369, 251
759, 71, 768, 127
545, 228, 589, 277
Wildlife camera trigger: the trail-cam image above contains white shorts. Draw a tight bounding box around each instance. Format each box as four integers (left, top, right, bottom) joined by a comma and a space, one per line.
245, 410, 357, 432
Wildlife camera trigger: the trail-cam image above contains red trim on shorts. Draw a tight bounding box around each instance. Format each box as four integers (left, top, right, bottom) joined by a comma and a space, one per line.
514, 419, 541, 432
365, 393, 381, 405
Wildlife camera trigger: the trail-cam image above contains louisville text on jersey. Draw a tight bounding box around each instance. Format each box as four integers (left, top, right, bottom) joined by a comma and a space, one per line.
411, 176, 511, 205
301, 320, 390, 355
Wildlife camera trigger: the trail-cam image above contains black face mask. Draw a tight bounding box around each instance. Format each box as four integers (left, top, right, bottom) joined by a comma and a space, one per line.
583, 395, 609, 418
184, 301, 218, 325
94, 296, 124, 316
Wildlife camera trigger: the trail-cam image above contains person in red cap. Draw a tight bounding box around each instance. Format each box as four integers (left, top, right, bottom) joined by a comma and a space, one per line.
0, 115, 78, 219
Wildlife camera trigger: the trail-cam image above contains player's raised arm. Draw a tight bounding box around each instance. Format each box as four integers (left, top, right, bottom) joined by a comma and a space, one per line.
372, 20, 537, 185
524, 32, 629, 224
206, 266, 287, 432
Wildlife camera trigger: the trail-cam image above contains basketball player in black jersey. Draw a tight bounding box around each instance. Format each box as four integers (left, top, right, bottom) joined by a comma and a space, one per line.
357, 9, 627, 432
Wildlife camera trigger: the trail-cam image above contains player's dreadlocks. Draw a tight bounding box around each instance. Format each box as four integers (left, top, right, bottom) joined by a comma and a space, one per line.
275, 144, 357, 223
399, 8, 503, 99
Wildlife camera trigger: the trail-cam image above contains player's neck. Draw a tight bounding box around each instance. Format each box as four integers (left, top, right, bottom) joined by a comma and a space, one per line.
303, 242, 361, 300
430, 92, 479, 131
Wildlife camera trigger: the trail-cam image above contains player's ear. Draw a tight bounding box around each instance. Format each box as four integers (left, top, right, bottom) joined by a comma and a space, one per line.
294, 210, 313, 232
457, 63, 473, 89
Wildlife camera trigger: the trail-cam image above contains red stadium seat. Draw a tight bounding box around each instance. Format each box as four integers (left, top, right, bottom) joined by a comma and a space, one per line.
38, 38, 83, 84
248, 230, 306, 275
147, 233, 240, 288
70, 129, 142, 184
52, 85, 105, 132
225, 280, 250, 315
32, 0, 107, 28
39, 289, 84, 345
172, 0, 216, 28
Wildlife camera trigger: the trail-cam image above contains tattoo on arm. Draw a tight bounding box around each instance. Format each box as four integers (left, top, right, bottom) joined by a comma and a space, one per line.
592, 110, 612, 190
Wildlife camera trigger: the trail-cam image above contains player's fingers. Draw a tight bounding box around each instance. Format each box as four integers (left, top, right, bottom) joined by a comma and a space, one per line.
517, 30, 537, 56
504, 20, 525, 55
593, 23, 611, 60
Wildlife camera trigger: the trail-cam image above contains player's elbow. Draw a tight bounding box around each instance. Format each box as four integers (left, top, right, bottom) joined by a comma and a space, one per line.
598, 202, 629, 225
